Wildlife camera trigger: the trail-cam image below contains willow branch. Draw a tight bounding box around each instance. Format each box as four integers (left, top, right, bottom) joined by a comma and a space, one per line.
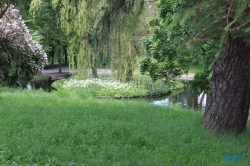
185, 19, 220, 46
226, 0, 235, 25
229, 19, 250, 32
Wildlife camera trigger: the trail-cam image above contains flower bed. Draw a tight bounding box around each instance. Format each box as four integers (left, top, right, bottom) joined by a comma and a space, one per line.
53, 76, 183, 98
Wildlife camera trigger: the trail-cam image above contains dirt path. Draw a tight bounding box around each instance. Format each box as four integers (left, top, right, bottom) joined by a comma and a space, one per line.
176, 73, 195, 81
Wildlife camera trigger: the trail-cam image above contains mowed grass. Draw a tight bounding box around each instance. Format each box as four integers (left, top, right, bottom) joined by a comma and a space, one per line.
0, 89, 250, 165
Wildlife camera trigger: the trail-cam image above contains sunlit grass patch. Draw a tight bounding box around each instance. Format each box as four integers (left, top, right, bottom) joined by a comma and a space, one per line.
189, 65, 203, 73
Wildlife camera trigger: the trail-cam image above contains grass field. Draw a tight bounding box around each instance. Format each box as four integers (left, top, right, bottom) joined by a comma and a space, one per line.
0, 88, 249, 165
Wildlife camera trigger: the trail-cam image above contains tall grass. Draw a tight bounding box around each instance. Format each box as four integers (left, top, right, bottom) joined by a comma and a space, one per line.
0, 89, 249, 165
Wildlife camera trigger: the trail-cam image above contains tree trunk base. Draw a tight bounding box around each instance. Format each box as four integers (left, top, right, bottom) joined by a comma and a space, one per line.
202, 35, 250, 134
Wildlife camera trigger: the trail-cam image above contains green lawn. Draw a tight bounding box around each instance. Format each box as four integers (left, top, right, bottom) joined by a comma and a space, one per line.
0, 89, 249, 165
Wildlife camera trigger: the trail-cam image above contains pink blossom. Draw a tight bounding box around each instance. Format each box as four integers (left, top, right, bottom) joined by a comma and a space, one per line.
0, 4, 47, 72
0, 4, 48, 86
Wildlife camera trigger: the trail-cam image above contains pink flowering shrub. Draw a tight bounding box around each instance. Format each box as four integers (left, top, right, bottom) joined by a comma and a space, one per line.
0, 4, 47, 86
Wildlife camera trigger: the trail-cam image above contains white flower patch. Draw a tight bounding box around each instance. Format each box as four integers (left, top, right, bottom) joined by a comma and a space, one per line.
63, 77, 137, 91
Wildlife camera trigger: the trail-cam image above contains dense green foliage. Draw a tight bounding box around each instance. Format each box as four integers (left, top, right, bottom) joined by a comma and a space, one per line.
0, 89, 249, 165
189, 65, 203, 73
29, 0, 68, 66
140, 0, 250, 92
140, 1, 192, 83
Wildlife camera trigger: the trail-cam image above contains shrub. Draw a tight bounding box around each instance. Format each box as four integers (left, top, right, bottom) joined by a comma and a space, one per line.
0, 4, 47, 87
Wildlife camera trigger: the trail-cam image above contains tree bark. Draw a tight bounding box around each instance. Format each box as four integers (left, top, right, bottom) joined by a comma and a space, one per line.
126, 69, 133, 82
58, 56, 62, 73
64, 46, 68, 64
125, 57, 133, 82
57, 40, 63, 73
91, 57, 98, 79
202, 35, 250, 134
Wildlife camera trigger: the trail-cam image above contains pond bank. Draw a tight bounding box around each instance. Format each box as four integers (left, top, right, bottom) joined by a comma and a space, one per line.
149, 81, 207, 111
31, 67, 196, 101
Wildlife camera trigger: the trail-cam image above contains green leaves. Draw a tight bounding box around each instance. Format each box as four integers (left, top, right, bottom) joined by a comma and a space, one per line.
190, 72, 211, 95
140, 1, 192, 83
140, 0, 250, 94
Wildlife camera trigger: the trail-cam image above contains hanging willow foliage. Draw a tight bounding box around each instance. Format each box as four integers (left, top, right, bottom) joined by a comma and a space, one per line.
50, 0, 96, 79
92, 0, 146, 81
29, 0, 149, 80
52, 0, 145, 80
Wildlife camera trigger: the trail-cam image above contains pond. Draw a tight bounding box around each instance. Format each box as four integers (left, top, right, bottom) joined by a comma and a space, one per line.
27, 79, 207, 111
148, 81, 207, 111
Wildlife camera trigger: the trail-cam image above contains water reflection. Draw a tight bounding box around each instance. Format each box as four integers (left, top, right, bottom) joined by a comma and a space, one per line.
27, 80, 55, 92
150, 81, 207, 111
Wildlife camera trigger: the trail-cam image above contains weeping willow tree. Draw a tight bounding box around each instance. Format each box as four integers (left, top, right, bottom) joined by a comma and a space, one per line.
55, 0, 146, 79
109, 15, 152, 82
91, 0, 153, 81
48, 0, 96, 78
29, 0, 150, 80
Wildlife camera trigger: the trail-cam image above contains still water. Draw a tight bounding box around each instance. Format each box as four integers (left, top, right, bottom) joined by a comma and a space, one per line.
27, 79, 55, 92
148, 81, 207, 111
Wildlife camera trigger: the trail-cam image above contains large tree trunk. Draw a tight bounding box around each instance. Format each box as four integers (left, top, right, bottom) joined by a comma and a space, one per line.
202, 35, 250, 134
